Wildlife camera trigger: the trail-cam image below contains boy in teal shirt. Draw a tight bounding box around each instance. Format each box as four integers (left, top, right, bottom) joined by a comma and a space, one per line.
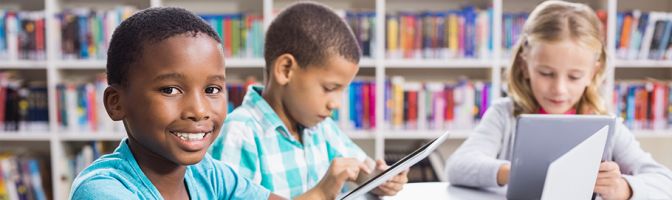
70, 7, 344, 200
209, 2, 408, 199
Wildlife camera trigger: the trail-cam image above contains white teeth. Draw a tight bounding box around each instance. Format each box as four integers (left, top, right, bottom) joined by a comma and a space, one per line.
173, 132, 207, 141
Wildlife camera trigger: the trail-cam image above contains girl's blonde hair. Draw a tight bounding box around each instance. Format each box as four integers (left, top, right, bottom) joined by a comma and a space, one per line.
506, 0, 608, 116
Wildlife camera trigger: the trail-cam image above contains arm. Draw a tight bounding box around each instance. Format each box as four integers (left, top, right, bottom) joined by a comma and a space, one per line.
607, 124, 672, 199
446, 102, 511, 187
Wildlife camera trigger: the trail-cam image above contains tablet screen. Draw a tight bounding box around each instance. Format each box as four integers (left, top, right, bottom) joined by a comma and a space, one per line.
344, 137, 438, 197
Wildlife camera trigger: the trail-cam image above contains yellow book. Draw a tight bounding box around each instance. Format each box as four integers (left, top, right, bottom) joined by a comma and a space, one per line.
392, 76, 405, 128
387, 16, 398, 57
448, 13, 458, 56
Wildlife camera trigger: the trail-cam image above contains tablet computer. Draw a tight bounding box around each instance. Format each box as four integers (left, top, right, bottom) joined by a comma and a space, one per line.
339, 130, 451, 200
507, 114, 616, 200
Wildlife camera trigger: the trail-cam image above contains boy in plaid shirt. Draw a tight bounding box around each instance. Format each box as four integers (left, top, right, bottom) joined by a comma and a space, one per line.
209, 2, 408, 199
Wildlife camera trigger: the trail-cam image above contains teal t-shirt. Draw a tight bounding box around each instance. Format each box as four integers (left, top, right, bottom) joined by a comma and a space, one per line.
70, 138, 270, 200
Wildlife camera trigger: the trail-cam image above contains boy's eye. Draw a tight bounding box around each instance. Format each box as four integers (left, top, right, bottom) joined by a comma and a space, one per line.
160, 87, 181, 95
324, 86, 338, 92
205, 87, 221, 94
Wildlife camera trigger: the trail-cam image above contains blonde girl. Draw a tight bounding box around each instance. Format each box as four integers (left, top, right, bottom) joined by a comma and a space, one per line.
446, 1, 672, 199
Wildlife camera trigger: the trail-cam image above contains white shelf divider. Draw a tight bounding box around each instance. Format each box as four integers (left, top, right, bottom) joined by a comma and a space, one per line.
385, 59, 493, 68
0, 61, 48, 69
615, 60, 672, 68
0, 132, 52, 141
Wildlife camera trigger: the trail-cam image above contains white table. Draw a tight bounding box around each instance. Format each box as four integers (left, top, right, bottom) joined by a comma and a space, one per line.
382, 182, 507, 200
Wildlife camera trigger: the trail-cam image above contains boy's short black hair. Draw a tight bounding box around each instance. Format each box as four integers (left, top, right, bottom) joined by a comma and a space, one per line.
106, 7, 221, 86
264, 2, 361, 75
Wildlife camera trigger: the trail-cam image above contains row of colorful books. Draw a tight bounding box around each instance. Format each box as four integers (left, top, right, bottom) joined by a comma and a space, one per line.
501, 13, 527, 58
0, 72, 49, 132
55, 74, 123, 133
225, 77, 258, 113
501, 10, 607, 58
384, 77, 491, 130
200, 13, 264, 59
385, 7, 494, 60
613, 80, 672, 131
0, 153, 48, 200
67, 142, 113, 185
0, 10, 46, 61
615, 11, 672, 60
58, 6, 136, 60
346, 11, 376, 58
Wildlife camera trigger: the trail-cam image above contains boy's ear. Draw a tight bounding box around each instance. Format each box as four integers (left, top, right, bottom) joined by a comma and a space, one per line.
104, 86, 125, 121
272, 53, 298, 86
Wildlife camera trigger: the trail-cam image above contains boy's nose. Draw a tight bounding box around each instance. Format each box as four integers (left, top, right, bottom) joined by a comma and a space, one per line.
182, 94, 211, 121
327, 99, 340, 110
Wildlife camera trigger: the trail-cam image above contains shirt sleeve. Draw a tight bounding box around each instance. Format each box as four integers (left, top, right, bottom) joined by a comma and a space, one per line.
70, 176, 138, 200
209, 119, 262, 184
322, 118, 369, 162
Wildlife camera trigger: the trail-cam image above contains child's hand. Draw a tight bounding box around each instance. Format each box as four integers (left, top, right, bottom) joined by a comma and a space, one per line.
310, 158, 370, 200
594, 161, 632, 200
371, 159, 408, 196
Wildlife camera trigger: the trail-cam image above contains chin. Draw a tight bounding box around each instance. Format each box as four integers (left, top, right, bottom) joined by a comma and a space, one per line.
175, 151, 207, 165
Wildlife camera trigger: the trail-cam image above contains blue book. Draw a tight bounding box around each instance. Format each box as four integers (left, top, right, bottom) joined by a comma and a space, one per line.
77, 12, 89, 59
0, 10, 6, 54
625, 85, 637, 128
354, 82, 364, 129
487, 8, 493, 53
28, 160, 46, 200
462, 6, 476, 58
656, 20, 672, 60
349, 81, 357, 128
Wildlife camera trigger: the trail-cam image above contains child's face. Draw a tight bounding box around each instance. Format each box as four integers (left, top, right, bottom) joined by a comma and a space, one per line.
283, 55, 358, 128
523, 40, 598, 114
118, 35, 227, 165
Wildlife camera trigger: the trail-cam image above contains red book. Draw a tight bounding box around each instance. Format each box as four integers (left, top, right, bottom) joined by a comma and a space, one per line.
362, 82, 370, 129
445, 87, 454, 122
224, 17, 232, 57
407, 90, 418, 129
35, 18, 45, 58
87, 85, 97, 131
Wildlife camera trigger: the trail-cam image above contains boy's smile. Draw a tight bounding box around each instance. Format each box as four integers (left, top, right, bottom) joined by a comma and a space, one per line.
110, 33, 227, 166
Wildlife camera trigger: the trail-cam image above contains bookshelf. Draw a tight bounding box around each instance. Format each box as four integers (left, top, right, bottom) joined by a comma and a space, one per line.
1, 0, 672, 199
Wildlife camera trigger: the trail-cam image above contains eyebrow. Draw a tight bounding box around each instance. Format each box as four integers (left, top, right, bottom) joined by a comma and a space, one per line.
153, 73, 184, 82
208, 75, 226, 82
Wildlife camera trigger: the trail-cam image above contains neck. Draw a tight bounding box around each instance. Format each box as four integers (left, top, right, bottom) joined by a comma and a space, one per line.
127, 137, 188, 199
261, 84, 301, 141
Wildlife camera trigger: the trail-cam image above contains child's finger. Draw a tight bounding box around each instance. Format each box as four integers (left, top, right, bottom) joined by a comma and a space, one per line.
358, 162, 372, 174
375, 184, 397, 196
376, 159, 389, 171
598, 161, 618, 172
